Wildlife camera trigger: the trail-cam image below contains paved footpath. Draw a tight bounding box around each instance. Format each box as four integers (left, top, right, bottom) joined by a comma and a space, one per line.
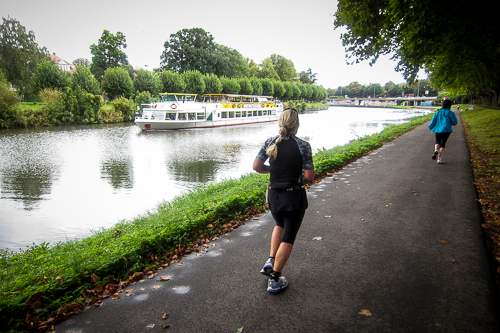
57, 111, 500, 333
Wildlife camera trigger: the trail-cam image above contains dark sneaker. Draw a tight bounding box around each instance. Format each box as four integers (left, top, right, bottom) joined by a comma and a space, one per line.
432, 150, 439, 160
267, 276, 289, 293
260, 258, 273, 276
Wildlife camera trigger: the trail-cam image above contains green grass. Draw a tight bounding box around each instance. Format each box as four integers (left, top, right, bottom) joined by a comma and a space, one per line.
0, 112, 433, 332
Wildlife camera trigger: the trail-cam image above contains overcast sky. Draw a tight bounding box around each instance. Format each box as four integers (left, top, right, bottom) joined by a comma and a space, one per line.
1, 0, 426, 89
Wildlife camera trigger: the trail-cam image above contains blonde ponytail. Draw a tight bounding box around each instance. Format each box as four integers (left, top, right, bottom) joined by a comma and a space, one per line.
266, 109, 299, 160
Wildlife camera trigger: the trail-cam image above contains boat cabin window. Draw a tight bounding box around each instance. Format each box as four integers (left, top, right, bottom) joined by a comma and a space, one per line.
188, 112, 196, 120
235, 111, 241, 118
178, 113, 186, 121
242, 111, 247, 117
185, 95, 196, 102
166, 112, 177, 120
228, 111, 234, 118
271, 110, 276, 115
263, 110, 268, 116
162, 95, 177, 102
258, 110, 262, 116
197, 112, 204, 120
253, 111, 258, 116
247, 111, 252, 117
221, 111, 228, 118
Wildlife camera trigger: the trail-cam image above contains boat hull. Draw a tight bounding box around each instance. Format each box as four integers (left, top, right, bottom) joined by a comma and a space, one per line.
135, 116, 278, 130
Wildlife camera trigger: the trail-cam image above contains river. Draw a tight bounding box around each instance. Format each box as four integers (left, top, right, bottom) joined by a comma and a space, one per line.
0, 107, 429, 250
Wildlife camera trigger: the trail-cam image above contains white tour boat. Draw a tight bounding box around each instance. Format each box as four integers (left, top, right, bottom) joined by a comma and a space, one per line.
134, 93, 284, 130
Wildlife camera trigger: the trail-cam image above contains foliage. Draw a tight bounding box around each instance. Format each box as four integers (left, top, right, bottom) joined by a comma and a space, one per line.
182, 70, 205, 95
0, 113, 434, 332
38, 88, 64, 125
237, 77, 253, 95
213, 45, 249, 78
90, 30, 129, 81
282, 81, 294, 101
269, 54, 296, 82
220, 76, 240, 94
0, 82, 22, 128
73, 58, 90, 67
461, 106, 500, 288
30, 60, 71, 95
260, 78, 274, 96
203, 73, 222, 94
71, 65, 102, 95
133, 69, 161, 96
159, 70, 186, 93
334, 0, 500, 106
160, 28, 217, 74
135, 91, 152, 115
101, 67, 133, 100
299, 68, 317, 84
250, 77, 263, 96
0, 17, 48, 95
272, 80, 285, 99
258, 58, 280, 81
246, 58, 260, 77
110, 97, 135, 122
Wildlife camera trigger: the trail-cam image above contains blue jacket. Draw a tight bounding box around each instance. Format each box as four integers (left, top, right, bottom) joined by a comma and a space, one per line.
428, 108, 458, 133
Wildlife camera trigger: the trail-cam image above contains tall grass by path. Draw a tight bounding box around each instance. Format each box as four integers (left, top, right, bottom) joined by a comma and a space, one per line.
0, 113, 433, 332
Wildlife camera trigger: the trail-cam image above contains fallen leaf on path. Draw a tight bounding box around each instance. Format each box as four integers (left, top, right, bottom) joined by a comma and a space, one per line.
451, 260, 459, 264
162, 324, 171, 329
313, 237, 324, 241
162, 313, 169, 320
112, 293, 119, 300
359, 309, 372, 317
153, 285, 161, 289
147, 324, 155, 328
160, 275, 172, 281
437, 240, 449, 244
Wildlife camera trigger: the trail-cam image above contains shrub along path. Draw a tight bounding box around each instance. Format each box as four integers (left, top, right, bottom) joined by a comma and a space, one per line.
56, 112, 499, 332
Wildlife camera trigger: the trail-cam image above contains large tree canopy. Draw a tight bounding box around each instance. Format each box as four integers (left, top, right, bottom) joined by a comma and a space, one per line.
160, 28, 217, 74
334, 0, 500, 105
90, 30, 129, 80
0, 17, 48, 94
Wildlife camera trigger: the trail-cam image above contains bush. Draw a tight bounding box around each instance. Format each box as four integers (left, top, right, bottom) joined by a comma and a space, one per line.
237, 77, 253, 95
39, 88, 64, 125
183, 70, 205, 95
101, 67, 133, 100
221, 76, 240, 94
111, 97, 135, 122
159, 70, 186, 93
0, 83, 23, 128
204, 73, 222, 94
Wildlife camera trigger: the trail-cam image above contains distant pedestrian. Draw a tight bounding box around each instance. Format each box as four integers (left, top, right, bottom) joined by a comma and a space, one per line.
253, 108, 315, 293
429, 99, 458, 164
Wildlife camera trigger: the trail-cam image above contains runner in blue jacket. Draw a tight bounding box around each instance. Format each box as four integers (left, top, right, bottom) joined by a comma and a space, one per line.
428, 99, 458, 164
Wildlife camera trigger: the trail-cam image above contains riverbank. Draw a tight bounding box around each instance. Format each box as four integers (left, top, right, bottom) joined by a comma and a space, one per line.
3, 107, 496, 332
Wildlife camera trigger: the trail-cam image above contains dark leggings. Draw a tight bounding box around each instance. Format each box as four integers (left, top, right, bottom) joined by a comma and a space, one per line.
435, 132, 451, 148
271, 209, 306, 244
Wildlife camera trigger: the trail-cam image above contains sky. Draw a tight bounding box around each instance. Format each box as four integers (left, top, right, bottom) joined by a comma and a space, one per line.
1, 0, 426, 89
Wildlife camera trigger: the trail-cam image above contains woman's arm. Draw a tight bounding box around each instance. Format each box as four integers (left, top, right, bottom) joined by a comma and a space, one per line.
253, 158, 270, 174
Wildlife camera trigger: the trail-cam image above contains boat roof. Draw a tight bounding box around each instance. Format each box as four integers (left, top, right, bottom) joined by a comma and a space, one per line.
159, 93, 198, 96
203, 94, 274, 98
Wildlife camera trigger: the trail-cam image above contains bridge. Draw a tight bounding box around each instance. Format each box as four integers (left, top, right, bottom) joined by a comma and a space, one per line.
326, 96, 438, 107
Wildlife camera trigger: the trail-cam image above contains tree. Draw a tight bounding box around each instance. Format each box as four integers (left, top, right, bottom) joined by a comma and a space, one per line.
133, 69, 161, 96
90, 30, 129, 80
282, 82, 294, 101
260, 78, 274, 96
159, 70, 186, 93
71, 65, 101, 95
0, 17, 48, 95
182, 70, 205, 95
101, 67, 133, 100
160, 28, 217, 74
270, 54, 296, 82
30, 60, 71, 95
204, 73, 222, 94
246, 58, 260, 77
0, 81, 21, 128
272, 80, 285, 99
213, 45, 248, 78
237, 77, 253, 95
73, 58, 90, 67
334, 0, 500, 105
220, 76, 240, 94
258, 58, 280, 80
250, 77, 263, 96
299, 68, 317, 84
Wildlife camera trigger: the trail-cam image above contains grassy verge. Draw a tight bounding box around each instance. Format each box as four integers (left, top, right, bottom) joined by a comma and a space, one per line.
460, 105, 500, 288
0, 113, 433, 332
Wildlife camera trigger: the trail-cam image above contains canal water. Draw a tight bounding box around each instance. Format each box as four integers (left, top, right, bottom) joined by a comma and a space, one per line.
0, 107, 429, 251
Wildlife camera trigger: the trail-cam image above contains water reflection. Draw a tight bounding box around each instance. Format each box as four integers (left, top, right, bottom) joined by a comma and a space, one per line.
0, 107, 430, 250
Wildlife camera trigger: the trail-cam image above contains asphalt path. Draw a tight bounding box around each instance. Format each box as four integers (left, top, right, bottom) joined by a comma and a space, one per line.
57, 112, 499, 332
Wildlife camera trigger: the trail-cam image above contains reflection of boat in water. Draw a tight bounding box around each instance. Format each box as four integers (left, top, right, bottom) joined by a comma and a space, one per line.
135, 93, 284, 131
